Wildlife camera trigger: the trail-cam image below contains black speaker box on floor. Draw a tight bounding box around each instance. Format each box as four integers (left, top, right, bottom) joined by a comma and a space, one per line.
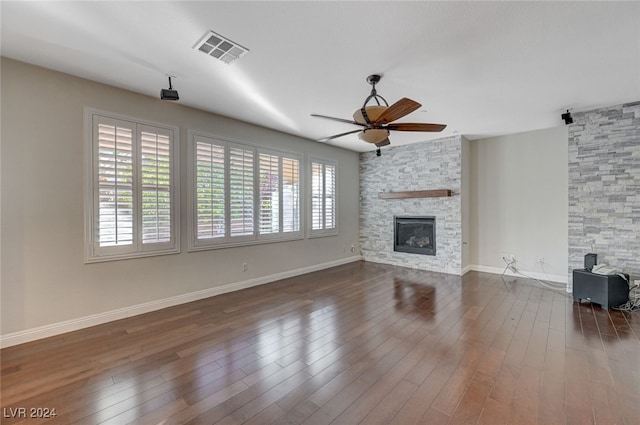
573, 269, 629, 309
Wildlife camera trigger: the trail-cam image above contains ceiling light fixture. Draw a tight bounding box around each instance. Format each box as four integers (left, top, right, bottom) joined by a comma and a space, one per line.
311, 74, 445, 148
160, 76, 179, 101
194, 30, 249, 65
561, 109, 573, 125
352, 75, 390, 144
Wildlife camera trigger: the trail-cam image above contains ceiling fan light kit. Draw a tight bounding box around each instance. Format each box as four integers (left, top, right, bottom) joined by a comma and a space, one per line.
354, 105, 390, 143
358, 128, 390, 144
353, 105, 387, 125
311, 74, 446, 149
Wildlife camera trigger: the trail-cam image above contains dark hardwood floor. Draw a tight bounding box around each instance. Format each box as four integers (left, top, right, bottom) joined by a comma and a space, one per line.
1, 261, 639, 425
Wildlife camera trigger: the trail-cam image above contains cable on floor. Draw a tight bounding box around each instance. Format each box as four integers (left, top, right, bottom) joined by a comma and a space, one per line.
500, 256, 569, 294
613, 284, 640, 312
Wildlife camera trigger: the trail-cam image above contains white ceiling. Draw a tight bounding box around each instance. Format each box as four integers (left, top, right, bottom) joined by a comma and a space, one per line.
2, 1, 640, 152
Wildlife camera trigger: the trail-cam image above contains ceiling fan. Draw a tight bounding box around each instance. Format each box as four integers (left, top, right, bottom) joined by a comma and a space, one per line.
311, 74, 446, 148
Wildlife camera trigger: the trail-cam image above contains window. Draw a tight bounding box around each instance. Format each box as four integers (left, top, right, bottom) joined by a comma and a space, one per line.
188, 132, 302, 250
84, 110, 179, 262
281, 157, 301, 233
258, 150, 301, 237
259, 153, 280, 234
310, 158, 337, 236
194, 139, 225, 240
229, 145, 254, 237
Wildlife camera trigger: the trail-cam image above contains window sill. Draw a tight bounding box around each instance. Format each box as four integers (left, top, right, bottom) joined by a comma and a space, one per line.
188, 234, 304, 252
85, 247, 180, 264
307, 230, 339, 239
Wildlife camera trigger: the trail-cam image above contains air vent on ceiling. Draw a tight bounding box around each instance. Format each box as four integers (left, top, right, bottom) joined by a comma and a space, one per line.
194, 31, 248, 65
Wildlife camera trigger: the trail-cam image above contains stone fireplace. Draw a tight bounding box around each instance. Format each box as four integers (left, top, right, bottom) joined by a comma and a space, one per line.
359, 134, 464, 275
394, 216, 435, 255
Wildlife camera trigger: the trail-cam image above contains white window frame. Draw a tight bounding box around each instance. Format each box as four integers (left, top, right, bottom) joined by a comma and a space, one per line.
84, 108, 180, 263
187, 130, 303, 251
309, 156, 338, 238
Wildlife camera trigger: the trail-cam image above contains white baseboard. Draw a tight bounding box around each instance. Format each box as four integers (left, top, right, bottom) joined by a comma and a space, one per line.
359, 260, 567, 287
466, 264, 569, 286
0, 256, 363, 349
461, 264, 474, 275
363, 256, 463, 276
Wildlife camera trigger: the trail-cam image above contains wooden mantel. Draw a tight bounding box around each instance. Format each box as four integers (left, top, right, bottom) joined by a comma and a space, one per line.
378, 189, 452, 199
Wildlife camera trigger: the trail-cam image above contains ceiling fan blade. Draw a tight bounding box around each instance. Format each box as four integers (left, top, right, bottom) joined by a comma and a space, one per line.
375, 138, 391, 147
385, 123, 447, 132
318, 129, 363, 142
371, 97, 421, 125
311, 114, 365, 126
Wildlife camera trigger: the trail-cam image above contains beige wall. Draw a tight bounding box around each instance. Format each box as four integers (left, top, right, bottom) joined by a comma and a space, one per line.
1, 58, 360, 338
469, 126, 569, 281
461, 136, 471, 271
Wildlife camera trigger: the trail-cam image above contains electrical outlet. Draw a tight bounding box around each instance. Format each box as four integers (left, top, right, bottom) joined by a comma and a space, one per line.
351, 244, 355, 253
502, 253, 516, 262
242, 262, 248, 272
537, 257, 544, 264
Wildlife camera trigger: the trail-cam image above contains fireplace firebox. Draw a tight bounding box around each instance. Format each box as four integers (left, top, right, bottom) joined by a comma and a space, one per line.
394, 216, 436, 255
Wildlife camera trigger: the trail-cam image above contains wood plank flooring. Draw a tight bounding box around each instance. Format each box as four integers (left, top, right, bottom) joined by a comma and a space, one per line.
1, 261, 639, 424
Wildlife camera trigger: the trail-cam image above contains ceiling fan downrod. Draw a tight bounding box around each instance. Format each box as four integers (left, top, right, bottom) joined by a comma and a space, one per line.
363, 74, 388, 108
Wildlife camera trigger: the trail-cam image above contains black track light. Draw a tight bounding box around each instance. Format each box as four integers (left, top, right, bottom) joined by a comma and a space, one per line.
561, 109, 573, 125
161, 76, 179, 101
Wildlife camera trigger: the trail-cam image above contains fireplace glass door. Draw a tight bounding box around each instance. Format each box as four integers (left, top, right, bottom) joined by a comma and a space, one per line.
394, 216, 435, 255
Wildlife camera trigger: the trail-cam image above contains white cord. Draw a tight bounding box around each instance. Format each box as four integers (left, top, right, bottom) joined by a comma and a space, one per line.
614, 284, 640, 312
501, 256, 568, 294
501, 257, 639, 310
500, 256, 518, 276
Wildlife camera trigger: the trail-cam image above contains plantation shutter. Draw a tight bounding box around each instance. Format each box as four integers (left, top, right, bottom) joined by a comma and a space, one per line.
195, 139, 225, 240
96, 119, 135, 247
139, 126, 172, 244
87, 111, 178, 262
187, 132, 303, 250
324, 163, 336, 230
311, 162, 324, 230
282, 157, 300, 233
229, 145, 254, 237
311, 159, 337, 233
259, 153, 280, 234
